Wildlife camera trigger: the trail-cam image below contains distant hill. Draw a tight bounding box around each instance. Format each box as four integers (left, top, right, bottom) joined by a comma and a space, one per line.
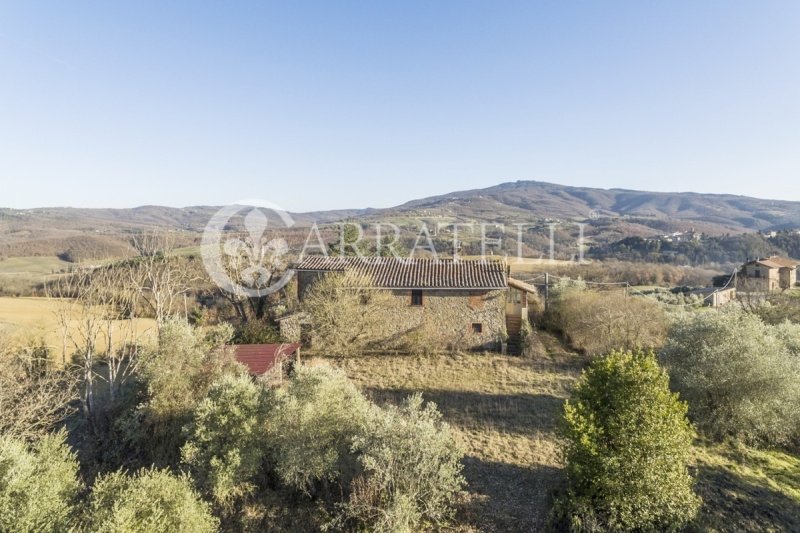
2, 180, 800, 260
384, 181, 800, 233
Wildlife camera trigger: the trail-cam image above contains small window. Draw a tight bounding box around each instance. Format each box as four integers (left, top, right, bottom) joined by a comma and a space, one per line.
411, 290, 423, 306
472, 323, 483, 333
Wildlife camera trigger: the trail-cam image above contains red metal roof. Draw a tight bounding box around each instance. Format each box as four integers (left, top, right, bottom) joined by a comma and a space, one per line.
293, 257, 508, 289
232, 343, 300, 376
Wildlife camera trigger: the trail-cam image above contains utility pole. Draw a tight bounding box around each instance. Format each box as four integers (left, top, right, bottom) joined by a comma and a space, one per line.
544, 272, 550, 312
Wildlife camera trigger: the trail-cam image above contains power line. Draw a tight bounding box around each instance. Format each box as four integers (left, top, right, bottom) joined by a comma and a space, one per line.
516, 261, 745, 308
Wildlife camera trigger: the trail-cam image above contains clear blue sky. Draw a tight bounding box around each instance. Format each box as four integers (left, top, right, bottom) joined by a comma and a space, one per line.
1, 1, 799, 211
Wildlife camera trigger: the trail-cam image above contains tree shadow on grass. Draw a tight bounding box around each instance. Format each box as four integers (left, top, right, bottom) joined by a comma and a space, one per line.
692, 464, 800, 532
364, 387, 565, 436
457, 456, 563, 532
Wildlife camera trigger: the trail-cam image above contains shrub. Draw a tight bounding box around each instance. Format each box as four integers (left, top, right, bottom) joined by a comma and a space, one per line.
553, 350, 700, 532
0, 431, 82, 532
268, 365, 373, 493
546, 289, 667, 355
231, 320, 281, 344
182, 374, 270, 505
335, 394, 465, 532
659, 308, 800, 445
756, 292, 800, 325
86, 468, 218, 533
518, 315, 545, 357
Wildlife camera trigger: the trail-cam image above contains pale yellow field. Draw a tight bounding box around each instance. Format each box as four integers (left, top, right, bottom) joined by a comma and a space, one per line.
0, 297, 157, 363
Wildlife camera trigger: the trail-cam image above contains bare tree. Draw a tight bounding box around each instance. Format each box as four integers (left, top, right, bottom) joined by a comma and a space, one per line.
302, 271, 392, 357
0, 332, 80, 442
93, 265, 151, 402
130, 231, 194, 328
212, 231, 295, 323
47, 269, 97, 424
46, 264, 152, 429
45, 272, 81, 366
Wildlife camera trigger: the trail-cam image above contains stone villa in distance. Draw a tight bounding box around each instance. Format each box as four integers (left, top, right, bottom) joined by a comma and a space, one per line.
738, 256, 800, 292
279, 257, 537, 353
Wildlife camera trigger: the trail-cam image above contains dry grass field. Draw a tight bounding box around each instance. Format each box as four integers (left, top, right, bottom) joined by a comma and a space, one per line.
317, 335, 800, 532
0, 297, 157, 363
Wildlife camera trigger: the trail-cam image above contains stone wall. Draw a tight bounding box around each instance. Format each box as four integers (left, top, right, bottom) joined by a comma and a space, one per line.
780, 268, 797, 290
292, 270, 507, 352
368, 288, 506, 352
739, 264, 779, 292
278, 312, 308, 343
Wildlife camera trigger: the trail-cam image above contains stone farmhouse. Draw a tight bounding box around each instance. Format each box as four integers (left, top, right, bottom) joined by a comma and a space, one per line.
738, 256, 799, 292
280, 257, 536, 353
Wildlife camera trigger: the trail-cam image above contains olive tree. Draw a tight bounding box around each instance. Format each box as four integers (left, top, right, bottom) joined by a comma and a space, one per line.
86, 468, 218, 533
0, 431, 82, 533
182, 374, 270, 506
267, 365, 373, 493
117, 318, 243, 467
659, 308, 800, 445
336, 394, 465, 532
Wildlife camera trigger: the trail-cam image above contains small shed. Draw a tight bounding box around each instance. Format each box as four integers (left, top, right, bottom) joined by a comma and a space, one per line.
232, 343, 300, 378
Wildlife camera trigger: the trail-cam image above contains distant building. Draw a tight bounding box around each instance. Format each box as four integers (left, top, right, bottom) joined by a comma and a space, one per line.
690, 287, 737, 308
738, 256, 799, 292
659, 228, 702, 243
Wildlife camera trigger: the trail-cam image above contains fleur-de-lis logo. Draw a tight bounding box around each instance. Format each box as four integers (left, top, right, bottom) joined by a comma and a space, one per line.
202, 200, 295, 297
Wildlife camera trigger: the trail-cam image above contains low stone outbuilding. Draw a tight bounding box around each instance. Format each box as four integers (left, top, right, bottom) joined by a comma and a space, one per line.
231, 343, 300, 378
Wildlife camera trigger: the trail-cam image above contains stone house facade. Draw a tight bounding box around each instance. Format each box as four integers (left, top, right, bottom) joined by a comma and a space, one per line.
738, 256, 799, 292
282, 257, 509, 351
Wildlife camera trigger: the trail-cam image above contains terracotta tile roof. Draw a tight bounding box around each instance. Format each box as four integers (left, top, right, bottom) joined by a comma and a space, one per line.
749, 256, 799, 269
232, 343, 299, 376
508, 277, 539, 294
293, 257, 508, 289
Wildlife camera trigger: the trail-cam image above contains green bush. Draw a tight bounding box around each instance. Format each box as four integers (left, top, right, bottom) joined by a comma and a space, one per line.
553, 350, 700, 532
86, 468, 218, 533
267, 365, 373, 493
335, 394, 465, 532
182, 374, 270, 505
660, 308, 800, 445
0, 431, 82, 532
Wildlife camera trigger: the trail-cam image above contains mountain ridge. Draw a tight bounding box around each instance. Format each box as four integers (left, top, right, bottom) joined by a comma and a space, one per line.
2, 180, 800, 245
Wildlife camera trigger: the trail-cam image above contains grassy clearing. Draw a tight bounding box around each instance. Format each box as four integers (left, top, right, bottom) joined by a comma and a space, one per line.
0, 297, 157, 363
0, 255, 72, 274
316, 334, 800, 532
0, 256, 73, 296
693, 444, 800, 531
